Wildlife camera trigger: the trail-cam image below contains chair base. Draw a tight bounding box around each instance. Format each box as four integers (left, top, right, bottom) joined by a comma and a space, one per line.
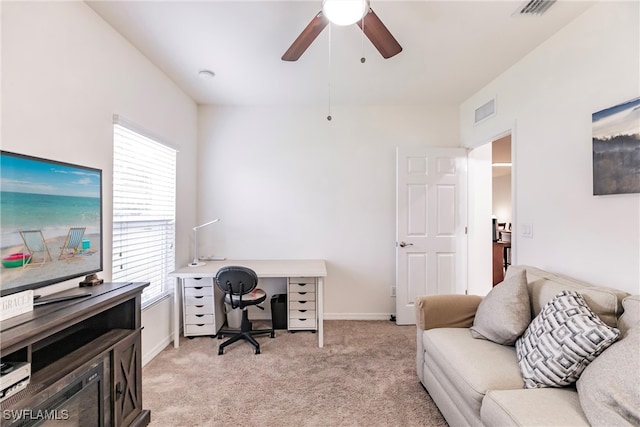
217, 310, 274, 355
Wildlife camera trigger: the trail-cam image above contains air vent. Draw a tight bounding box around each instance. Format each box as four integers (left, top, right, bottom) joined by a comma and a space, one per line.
515, 0, 556, 16
474, 98, 496, 124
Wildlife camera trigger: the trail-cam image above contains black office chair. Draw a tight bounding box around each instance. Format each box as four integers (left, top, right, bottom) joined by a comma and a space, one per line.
215, 266, 274, 355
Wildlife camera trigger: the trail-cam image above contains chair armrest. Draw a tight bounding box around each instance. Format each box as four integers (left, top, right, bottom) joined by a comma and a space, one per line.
415, 294, 483, 330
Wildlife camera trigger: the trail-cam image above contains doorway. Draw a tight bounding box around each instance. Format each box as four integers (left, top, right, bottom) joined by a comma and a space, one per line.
467, 132, 513, 296
492, 135, 512, 284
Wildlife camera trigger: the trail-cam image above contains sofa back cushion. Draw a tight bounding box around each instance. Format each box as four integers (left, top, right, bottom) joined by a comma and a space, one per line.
618, 295, 640, 337
506, 266, 628, 328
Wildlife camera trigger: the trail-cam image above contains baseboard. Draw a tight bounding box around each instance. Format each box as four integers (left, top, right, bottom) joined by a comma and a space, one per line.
323, 313, 393, 321
246, 313, 394, 321
142, 335, 172, 367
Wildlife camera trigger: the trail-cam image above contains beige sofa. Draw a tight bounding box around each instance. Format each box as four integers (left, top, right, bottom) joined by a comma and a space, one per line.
416, 265, 640, 426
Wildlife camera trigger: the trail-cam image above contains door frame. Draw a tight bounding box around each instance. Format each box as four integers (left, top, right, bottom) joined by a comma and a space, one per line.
466, 124, 517, 296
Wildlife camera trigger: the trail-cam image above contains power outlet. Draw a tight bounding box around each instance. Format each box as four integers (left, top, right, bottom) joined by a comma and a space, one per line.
390, 286, 396, 297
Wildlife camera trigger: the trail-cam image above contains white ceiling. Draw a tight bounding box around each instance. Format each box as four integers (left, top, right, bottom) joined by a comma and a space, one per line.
86, 0, 593, 107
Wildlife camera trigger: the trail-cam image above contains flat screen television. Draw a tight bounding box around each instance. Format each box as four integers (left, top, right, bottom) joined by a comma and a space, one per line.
0, 150, 103, 297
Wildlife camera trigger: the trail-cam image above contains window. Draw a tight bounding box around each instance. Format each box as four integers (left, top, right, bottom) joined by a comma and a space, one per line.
112, 121, 176, 307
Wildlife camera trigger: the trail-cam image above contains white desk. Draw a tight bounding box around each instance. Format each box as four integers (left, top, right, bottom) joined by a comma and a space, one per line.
169, 259, 327, 348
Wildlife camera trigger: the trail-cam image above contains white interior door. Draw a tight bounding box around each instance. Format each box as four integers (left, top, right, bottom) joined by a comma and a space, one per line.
396, 147, 468, 325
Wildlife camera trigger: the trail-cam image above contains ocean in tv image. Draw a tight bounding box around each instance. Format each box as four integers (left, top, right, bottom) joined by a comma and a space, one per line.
0, 152, 102, 294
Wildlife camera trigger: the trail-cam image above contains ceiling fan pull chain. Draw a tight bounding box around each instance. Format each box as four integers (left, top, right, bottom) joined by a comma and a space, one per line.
327, 24, 332, 121
360, 15, 366, 63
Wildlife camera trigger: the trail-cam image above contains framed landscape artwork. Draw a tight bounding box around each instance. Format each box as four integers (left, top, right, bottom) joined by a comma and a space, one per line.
592, 97, 640, 195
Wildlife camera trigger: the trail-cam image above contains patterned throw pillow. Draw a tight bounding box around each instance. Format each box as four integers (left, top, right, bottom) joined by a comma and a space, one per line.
515, 290, 620, 389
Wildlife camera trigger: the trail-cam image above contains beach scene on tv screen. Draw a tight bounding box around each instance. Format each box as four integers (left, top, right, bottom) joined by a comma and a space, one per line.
1, 153, 101, 294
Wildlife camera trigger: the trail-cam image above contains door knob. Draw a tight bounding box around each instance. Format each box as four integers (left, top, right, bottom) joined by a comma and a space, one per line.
399, 241, 414, 247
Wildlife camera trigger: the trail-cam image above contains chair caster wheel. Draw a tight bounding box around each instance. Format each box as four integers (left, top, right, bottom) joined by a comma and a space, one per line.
218, 348, 224, 355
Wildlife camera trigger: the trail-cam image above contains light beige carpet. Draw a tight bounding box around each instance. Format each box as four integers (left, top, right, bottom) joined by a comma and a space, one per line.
142, 320, 447, 427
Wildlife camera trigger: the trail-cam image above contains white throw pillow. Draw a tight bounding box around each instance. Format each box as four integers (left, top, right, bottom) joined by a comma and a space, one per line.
515, 290, 619, 389
470, 269, 530, 345
577, 328, 640, 426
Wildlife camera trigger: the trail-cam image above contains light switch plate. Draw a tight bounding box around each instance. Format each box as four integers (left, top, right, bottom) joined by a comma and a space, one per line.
521, 223, 533, 238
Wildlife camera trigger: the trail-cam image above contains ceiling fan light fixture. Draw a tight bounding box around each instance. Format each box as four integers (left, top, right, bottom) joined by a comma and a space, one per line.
322, 0, 368, 26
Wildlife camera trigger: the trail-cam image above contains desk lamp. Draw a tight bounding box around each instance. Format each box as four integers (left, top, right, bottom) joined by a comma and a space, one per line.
189, 219, 219, 267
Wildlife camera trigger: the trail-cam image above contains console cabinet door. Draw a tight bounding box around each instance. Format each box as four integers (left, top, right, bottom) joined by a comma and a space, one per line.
112, 330, 142, 427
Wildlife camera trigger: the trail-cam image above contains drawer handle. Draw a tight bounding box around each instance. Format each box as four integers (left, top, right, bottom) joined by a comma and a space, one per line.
194, 286, 203, 290
298, 292, 307, 295
298, 301, 307, 305
299, 319, 307, 321
195, 305, 204, 308
196, 324, 205, 326
194, 296, 203, 299
194, 277, 203, 280
298, 310, 307, 313
196, 314, 204, 318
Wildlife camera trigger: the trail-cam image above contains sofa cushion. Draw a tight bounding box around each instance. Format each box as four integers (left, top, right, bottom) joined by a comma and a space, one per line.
481, 388, 589, 426
618, 295, 640, 337
509, 265, 626, 328
576, 328, 640, 426
516, 290, 620, 388
422, 328, 524, 415
471, 269, 530, 345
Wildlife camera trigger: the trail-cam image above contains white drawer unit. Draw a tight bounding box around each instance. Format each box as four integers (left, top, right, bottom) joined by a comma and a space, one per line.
170, 260, 327, 349
287, 277, 317, 331
181, 277, 225, 337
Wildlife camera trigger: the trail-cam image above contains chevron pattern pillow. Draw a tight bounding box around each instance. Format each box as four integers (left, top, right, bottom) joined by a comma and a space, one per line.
515, 290, 620, 389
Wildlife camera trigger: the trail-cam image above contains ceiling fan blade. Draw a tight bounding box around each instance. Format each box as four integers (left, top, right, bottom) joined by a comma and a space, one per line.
282, 12, 329, 61
357, 8, 402, 59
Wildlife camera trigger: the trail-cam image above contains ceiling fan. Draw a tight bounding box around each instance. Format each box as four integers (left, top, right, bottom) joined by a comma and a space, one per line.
282, 0, 402, 62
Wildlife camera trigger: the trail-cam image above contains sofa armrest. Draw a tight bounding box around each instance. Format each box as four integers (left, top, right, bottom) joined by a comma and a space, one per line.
415, 294, 483, 330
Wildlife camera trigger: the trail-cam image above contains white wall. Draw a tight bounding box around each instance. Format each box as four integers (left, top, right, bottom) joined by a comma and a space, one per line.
461, 1, 640, 294
1, 2, 198, 362
493, 174, 512, 225
197, 105, 459, 318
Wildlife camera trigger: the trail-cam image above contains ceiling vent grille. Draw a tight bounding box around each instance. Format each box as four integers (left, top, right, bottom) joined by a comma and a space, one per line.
515, 0, 556, 16
474, 98, 496, 124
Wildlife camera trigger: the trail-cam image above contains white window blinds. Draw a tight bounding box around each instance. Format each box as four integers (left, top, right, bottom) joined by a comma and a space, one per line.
112, 123, 176, 307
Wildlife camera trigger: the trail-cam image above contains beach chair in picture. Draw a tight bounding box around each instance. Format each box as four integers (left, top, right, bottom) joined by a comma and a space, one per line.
58, 227, 86, 262
19, 230, 53, 268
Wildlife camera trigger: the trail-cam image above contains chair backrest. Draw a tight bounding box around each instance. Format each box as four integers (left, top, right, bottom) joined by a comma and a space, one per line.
215, 266, 259, 297
66, 227, 86, 248
20, 230, 47, 251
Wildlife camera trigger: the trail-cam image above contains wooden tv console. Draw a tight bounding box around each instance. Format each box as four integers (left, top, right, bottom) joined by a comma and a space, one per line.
0, 282, 150, 426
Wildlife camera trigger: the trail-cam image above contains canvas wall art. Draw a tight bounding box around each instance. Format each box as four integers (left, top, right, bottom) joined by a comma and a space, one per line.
592, 97, 640, 195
